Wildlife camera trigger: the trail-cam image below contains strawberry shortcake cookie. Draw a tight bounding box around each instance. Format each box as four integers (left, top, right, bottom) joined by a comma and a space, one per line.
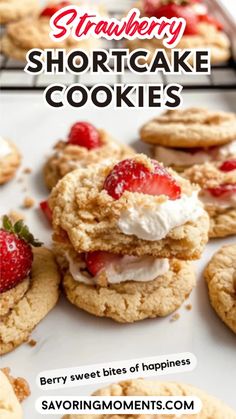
140, 108, 236, 172
1, 1, 99, 61
0, 0, 39, 25
50, 154, 209, 322
184, 159, 236, 238
63, 379, 236, 419
0, 368, 30, 419
0, 216, 60, 354
44, 122, 135, 190
0, 137, 21, 185
126, 0, 231, 64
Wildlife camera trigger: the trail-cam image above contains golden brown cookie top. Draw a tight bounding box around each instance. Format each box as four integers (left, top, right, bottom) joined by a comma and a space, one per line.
183, 161, 236, 189
140, 108, 236, 148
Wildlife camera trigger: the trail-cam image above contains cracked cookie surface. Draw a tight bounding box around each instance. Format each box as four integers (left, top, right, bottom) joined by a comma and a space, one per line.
44, 130, 135, 190
204, 244, 236, 334
140, 108, 236, 148
0, 247, 60, 355
63, 379, 236, 419
63, 259, 195, 323
0, 0, 39, 24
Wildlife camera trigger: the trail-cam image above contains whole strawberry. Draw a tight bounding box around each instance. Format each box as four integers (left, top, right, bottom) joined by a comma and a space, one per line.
0, 216, 42, 294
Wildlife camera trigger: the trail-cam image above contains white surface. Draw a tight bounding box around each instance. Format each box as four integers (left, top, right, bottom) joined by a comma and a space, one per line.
0, 91, 236, 417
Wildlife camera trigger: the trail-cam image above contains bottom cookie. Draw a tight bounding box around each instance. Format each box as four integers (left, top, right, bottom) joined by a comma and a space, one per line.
63, 259, 195, 323
204, 244, 236, 334
0, 247, 60, 355
62, 378, 236, 419
0, 368, 30, 419
209, 209, 236, 238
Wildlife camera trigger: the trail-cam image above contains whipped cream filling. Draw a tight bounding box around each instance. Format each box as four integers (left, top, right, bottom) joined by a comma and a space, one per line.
154, 140, 236, 167
200, 189, 236, 209
68, 254, 169, 285
0, 137, 11, 159
118, 192, 204, 241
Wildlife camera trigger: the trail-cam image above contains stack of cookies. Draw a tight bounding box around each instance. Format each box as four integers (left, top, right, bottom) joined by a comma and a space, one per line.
50, 154, 209, 323
140, 108, 236, 172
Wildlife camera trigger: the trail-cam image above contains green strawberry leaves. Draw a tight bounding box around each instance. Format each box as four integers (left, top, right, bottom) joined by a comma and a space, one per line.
2, 215, 43, 247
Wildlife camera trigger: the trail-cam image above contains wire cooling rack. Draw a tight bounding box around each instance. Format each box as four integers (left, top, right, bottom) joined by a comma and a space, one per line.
0, 0, 236, 91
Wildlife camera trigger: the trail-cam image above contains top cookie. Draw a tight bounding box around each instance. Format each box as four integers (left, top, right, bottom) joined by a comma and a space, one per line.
140, 108, 236, 148
50, 154, 209, 260
0, 0, 39, 25
62, 379, 236, 419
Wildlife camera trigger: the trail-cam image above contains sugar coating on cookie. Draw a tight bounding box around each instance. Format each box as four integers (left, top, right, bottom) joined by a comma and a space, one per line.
44, 130, 135, 190
0, 139, 21, 185
62, 258, 195, 323
140, 108, 236, 148
0, 0, 39, 25
0, 247, 60, 355
62, 379, 236, 419
205, 244, 236, 334
50, 154, 209, 260
184, 161, 236, 238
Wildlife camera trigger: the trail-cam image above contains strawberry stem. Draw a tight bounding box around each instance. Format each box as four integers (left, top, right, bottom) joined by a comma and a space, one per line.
2, 215, 43, 247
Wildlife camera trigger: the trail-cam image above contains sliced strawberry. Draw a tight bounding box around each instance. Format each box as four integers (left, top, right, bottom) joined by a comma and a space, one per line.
40, 200, 52, 223
143, 0, 161, 16
207, 183, 236, 198
103, 158, 181, 200
0, 216, 42, 293
219, 159, 236, 173
145, 2, 199, 35
40, 1, 70, 18
198, 14, 223, 31
85, 251, 121, 277
68, 122, 101, 150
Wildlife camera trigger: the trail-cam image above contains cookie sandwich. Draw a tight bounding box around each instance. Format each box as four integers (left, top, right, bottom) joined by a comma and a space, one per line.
205, 244, 236, 334
140, 108, 236, 172
0, 216, 60, 354
0, 137, 21, 185
126, 0, 231, 64
62, 379, 236, 419
184, 159, 236, 238
50, 154, 209, 323
1, 1, 100, 61
44, 122, 135, 190
0, 368, 30, 419
0, 0, 39, 25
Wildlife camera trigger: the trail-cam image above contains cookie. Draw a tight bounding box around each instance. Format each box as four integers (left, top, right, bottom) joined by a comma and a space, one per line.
204, 244, 236, 334
0, 278, 30, 317
62, 379, 236, 419
0, 247, 60, 355
0, 138, 21, 185
1, 13, 99, 61
44, 129, 135, 190
63, 258, 195, 323
50, 154, 209, 260
0, 369, 24, 419
1, 368, 30, 402
184, 161, 236, 238
140, 108, 236, 148
0, 0, 39, 25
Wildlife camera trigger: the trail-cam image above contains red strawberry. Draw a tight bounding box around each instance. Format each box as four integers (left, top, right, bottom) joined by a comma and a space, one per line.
85, 251, 121, 277
0, 216, 42, 293
207, 183, 236, 198
219, 160, 236, 173
198, 14, 223, 31
68, 122, 101, 150
103, 158, 181, 200
40, 1, 70, 18
143, 0, 161, 16
146, 2, 199, 35
40, 200, 52, 223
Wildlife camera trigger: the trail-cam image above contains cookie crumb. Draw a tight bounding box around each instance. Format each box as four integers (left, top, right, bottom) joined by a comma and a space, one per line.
170, 313, 180, 322
8, 210, 25, 223
23, 167, 32, 174
28, 339, 37, 347
185, 304, 192, 311
23, 197, 35, 209
1, 368, 31, 402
